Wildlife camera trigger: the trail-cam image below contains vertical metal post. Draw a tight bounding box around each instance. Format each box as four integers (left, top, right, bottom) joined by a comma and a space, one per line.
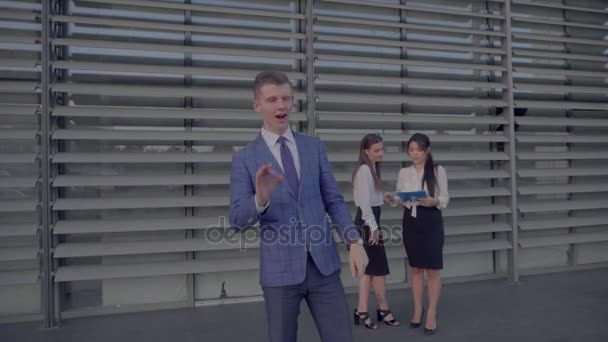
399, 0, 410, 287
503, 0, 519, 283
184, 0, 195, 305
297, 0, 305, 134
561, 2, 576, 267
305, 0, 315, 136
41, 0, 57, 328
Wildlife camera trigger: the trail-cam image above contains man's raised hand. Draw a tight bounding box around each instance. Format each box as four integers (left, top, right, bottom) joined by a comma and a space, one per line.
255, 164, 283, 207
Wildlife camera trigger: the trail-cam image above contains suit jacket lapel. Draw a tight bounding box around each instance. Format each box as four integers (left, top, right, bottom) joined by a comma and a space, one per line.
294, 133, 309, 202
254, 133, 297, 201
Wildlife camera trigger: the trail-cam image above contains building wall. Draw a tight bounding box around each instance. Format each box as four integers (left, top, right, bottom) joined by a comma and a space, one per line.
1, 0, 607, 322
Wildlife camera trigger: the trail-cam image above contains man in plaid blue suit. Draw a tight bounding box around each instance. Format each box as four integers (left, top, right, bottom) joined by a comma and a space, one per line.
229, 71, 368, 342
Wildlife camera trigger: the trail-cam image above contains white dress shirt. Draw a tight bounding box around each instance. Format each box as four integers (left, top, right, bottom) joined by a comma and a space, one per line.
255, 127, 301, 212
392, 165, 449, 218
353, 164, 383, 231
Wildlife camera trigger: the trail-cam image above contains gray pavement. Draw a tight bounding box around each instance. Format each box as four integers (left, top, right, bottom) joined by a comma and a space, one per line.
1, 268, 607, 342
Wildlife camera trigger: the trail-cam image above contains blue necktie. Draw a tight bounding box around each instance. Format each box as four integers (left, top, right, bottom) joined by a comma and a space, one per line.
278, 136, 299, 198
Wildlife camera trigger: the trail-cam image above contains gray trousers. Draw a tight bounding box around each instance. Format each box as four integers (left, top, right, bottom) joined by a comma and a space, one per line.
262, 253, 354, 342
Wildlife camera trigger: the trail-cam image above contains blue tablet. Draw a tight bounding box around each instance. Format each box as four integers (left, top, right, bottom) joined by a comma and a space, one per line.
396, 190, 428, 202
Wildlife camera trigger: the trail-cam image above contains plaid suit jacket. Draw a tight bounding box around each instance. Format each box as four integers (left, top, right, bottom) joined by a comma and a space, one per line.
229, 132, 359, 287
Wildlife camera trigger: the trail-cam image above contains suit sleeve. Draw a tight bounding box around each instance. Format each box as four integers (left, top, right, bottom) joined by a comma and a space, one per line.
317, 139, 360, 243
229, 151, 261, 231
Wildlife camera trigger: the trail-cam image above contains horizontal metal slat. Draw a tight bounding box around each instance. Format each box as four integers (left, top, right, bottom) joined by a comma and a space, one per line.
513, 33, 608, 47
514, 83, 608, 95
0, 32, 39, 44
517, 152, 608, 160
54, 239, 223, 258
515, 100, 608, 111
516, 117, 608, 127
518, 183, 608, 195
317, 34, 506, 55
519, 231, 608, 248
448, 170, 510, 180
513, 66, 608, 78
319, 133, 508, 143
52, 105, 307, 121
512, 16, 608, 31
52, 174, 226, 187
0, 270, 38, 286
0, 81, 39, 93
317, 54, 507, 72
444, 239, 512, 254
0, 200, 38, 212
0, 224, 38, 237
446, 223, 512, 236
320, 0, 505, 19
52, 38, 306, 60
520, 216, 608, 230
517, 168, 608, 177
317, 112, 507, 125
0, 9, 39, 21
52, 15, 305, 40
443, 204, 511, 217
0, 153, 38, 164
450, 187, 511, 198
512, 0, 608, 15
0, 177, 38, 188
52, 196, 230, 211
52, 152, 233, 164
317, 73, 506, 89
52, 61, 306, 81
315, 15, 506, 37
0, 246, 39, 262
518, 200, 608, 213
54, 258, 259, 282
318, 92, 506, 107
52, 129, 258, 142
51, 83, 306, 100
52, 151, 509, 165
0, 58, 40, 69
328, 151, 509, 163
0, 104, 39, 116
54, 217, 224, 235
516, 135, 608, 143
76, 0, 305, 19
512, 49, 608, 63
0, 129, 37, 140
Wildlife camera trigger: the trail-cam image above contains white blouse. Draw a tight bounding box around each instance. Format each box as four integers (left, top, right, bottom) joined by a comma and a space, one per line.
392, 165, 449, 218
353, 164, 383, 231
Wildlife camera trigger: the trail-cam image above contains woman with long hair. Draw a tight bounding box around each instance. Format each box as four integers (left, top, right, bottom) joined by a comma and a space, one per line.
352, 133, 400, 330
385, 133, 449, 335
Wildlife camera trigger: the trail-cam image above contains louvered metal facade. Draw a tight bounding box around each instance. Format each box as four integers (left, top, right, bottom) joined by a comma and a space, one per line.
1, 0, 607, 326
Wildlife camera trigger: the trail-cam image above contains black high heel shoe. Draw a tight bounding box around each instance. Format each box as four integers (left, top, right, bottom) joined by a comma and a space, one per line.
409, 307, 425, 328
424, 326, 437, 335
424, 314, 437, 335
354, 309, 378, 330
376, 307, 400, 326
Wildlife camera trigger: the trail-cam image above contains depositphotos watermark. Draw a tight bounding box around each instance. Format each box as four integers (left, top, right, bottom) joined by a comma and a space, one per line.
204, 216, 405, 251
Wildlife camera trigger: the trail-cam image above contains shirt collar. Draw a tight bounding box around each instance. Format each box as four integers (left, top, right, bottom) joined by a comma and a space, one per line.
261, 126, 295, 147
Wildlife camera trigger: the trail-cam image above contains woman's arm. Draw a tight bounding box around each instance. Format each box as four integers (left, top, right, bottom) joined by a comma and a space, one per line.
354, 165, 378, 231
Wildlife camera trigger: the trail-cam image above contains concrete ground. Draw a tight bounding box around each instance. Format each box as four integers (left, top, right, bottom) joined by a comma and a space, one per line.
1, 268, 607, 342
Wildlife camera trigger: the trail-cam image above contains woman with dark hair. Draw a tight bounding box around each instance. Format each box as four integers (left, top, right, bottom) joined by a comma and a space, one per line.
352, 134, 400, 330
385, 133, 449, 335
